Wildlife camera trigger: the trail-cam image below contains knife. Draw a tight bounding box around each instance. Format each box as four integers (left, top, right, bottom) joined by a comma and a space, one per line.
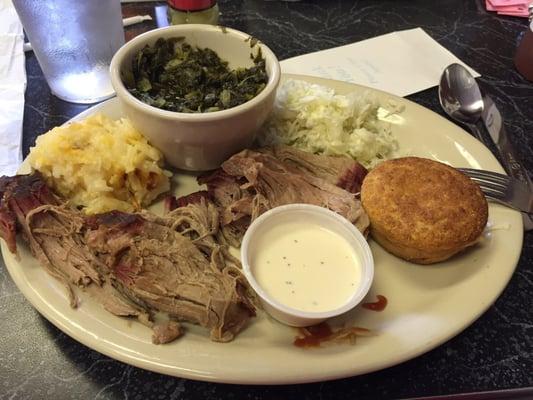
481, 94, 533, 229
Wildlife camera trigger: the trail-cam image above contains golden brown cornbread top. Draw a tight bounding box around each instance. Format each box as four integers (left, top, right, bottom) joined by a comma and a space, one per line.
361, 157, 488, 251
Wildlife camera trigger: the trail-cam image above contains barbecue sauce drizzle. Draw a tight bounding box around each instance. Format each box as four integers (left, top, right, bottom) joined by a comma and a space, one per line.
294, 323, 333, 348
362, 295, 388, 311
293, 323, 372, 348
293, 295, 388, 347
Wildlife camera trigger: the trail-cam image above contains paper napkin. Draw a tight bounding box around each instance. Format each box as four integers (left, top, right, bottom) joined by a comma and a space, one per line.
485, 0, 532, 17
280, 28, 480, 97
0, 0, 25, 176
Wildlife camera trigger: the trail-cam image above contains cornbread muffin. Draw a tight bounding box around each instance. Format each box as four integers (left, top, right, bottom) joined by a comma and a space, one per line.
361, 157, 488, 264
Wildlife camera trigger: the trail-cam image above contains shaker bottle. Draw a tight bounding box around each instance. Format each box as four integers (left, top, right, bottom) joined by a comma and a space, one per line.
167, 0, 219, 25
12, 0, 125, 104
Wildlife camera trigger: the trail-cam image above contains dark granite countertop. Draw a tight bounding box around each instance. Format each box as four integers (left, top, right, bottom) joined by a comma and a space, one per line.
1, 1, 532, 399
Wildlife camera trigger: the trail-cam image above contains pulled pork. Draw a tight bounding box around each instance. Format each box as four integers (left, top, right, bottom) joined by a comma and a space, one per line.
0, 173, 254, 344
191, 146, 369, 245
1, 147, 369, 344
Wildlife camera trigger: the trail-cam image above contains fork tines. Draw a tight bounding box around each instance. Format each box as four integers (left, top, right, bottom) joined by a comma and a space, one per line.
457, 168, 510, 199
457, 168, 510, 184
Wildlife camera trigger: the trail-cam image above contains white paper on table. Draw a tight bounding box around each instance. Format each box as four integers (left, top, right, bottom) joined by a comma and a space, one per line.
0, 0, 25, 176
0, 86, 24, 173
0, 0, 22, 36
0, 34, 25, 83
280, 28, 480, 97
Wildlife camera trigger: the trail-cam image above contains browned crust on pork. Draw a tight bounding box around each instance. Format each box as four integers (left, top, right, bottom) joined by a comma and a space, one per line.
361, 157, 488, 264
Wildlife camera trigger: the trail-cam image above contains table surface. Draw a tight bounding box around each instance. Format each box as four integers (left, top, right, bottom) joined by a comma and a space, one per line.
2, 1, 532, 399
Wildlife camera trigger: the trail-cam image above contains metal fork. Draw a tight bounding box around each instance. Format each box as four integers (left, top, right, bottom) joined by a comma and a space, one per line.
458, 168, 532, 213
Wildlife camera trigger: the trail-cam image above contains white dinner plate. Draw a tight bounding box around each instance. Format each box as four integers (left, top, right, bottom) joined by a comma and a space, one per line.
2, 74, 523, 384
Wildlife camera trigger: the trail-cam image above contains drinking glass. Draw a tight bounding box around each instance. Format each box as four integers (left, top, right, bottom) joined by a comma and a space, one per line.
13, 0, 125, 104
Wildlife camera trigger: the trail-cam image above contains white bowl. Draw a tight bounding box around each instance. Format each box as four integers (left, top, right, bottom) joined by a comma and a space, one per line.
110, 25, 281, 171
241, 204, 374, 327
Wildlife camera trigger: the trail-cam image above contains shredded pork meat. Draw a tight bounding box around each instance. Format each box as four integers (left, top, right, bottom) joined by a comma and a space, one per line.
190, 146, 370, 244
0, 147, 369, 344
0, 174, 254, 343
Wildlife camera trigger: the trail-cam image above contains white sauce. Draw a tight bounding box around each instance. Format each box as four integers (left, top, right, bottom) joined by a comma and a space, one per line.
252, 221, 361, 313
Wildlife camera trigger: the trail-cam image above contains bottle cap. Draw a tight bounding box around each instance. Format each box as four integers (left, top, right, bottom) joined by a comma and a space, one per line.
168, 0, 216, 11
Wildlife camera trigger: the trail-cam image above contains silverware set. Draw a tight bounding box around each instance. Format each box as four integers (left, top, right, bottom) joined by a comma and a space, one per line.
439, 63, 533, 229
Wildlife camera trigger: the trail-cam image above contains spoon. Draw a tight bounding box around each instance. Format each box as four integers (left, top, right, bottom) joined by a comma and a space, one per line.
438, 63, 491, 148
